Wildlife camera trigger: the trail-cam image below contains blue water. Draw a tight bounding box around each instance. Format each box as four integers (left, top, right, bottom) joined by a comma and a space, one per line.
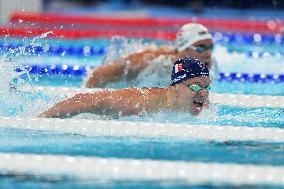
118, 106, 284, 128
2, 87, 284, 127
5, 36, 283, 99
0, 178, 280, 189
0, 37, 109, 49
0, 126, 283, 188
1, 34, 284, 188
0, 128, 283, 165
24, 74, 284, 96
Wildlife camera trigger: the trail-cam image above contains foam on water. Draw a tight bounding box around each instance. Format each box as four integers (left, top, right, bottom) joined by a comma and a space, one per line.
93, 40, 284, 90
214, 45, 284, 74
0, 35, 63, 117
0, 57, 31, 116
102, 36, 161, 65
1, 34, 284, 124
70, 103, 283, 128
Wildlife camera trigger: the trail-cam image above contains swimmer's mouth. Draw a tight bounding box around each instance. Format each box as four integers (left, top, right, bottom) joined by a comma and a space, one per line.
193, 99, 204, 109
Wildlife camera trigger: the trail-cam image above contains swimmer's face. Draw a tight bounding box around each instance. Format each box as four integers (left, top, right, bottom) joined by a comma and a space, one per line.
174, 76, 210, 115
178, 39, 213, 69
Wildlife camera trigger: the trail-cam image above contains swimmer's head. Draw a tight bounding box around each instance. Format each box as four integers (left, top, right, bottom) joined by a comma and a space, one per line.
169, 57, 210, 115
175, 23, 213, 52
171, 57, 209, 86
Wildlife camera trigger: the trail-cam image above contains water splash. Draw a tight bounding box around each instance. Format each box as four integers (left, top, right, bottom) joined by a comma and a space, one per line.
73, 113, 113, 120
102, 36, 173, 88
0, 32, 58, 117
117, 105, 283, 127
102, 36, 158, 65
0, 57, 31, 116
31, 31, 53, 47
214, 45, 284, 74
136, 55, 173, 87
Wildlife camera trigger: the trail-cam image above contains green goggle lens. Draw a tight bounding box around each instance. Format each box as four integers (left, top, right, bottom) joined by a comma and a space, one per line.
188, 84, 211, 92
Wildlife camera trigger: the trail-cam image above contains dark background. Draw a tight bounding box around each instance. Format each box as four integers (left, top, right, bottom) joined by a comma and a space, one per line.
43, 0, 284, 10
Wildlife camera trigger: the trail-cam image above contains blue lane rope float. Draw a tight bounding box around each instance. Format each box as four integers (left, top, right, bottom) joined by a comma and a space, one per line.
211, 32, 284, 45
15, 65, 88, 76
1, 43, 284, 58
226, 50, 284, 58
219, 72, 284, 83
0, 32, 283, 57
0, 44, 107, 57
15, 64, 284, 82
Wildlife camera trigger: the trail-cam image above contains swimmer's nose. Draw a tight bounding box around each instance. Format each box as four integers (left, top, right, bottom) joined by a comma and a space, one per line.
203, 47, 212, 55
197, 88, 209, 97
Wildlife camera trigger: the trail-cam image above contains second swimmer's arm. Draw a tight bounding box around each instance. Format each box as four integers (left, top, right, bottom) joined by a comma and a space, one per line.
85, 49, 162, 88
85, 61, 126, 88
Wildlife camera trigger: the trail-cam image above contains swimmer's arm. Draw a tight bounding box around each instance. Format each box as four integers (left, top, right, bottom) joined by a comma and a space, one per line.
127, 47, 177, 74
85, 49, 163, 88
85, 61, 126, 88
38, 93, 101, 118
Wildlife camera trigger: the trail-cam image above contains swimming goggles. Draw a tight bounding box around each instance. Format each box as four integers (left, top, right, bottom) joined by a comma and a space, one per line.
189, 44, 214, 53
185, 84, 211, 92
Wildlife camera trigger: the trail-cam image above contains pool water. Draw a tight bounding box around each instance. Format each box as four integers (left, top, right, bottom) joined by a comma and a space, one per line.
23, 74, 284, 96
1, 127, 283, 165
1, 82, 284, 128
0, 34, 284, 188
1, 179, 281, 189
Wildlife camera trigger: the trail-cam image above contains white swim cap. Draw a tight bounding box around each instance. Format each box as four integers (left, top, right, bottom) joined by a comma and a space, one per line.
175, 23, 213, 52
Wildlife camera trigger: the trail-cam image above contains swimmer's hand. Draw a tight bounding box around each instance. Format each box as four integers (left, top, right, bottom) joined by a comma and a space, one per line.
38, 110, 60, 118
38, 112, 47, 118
38, 111, 72, 118
38, 111, 56, 118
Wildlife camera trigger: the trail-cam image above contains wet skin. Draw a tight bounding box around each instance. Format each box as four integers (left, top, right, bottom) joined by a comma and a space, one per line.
40, 75, 210, 118
85, 38, 213, 88
177, 39, 213, 69
173, 76, 210, 115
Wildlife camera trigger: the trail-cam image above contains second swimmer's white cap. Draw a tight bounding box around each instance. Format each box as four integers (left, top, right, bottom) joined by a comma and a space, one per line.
175, 23, 213, 52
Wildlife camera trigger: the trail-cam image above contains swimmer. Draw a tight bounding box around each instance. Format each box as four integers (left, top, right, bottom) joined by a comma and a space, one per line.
85, 23, 215, 88
39, 57, 211, 118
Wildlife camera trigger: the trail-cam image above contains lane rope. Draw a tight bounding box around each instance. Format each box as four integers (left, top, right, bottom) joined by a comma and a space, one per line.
0, 153, 283, 186
14, 64, 284, 82
0, 117, 283, 142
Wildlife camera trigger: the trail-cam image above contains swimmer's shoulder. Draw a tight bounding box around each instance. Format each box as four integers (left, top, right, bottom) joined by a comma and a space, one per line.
159, 45, 174, 52
138, 87, 167, 95
125, 86, 164, 94
140, 45, 174, 54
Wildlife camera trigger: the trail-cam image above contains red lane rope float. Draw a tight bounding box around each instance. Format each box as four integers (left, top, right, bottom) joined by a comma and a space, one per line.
0, 26, 176, 40
10, 12, 284, 33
